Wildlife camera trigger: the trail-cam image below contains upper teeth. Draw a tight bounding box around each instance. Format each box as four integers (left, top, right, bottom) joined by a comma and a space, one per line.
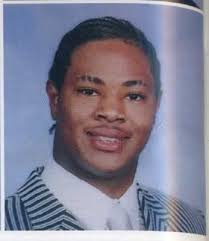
98, 136, 119, 142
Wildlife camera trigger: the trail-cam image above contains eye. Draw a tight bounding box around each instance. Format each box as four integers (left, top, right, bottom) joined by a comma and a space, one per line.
126, 93, 145, 101
77, 88, 98, 96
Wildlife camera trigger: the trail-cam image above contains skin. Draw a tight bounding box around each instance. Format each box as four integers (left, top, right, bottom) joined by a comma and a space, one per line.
46, 39, 159, 198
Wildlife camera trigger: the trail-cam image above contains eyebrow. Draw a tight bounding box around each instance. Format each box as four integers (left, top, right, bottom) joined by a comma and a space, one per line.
122, 80, 147, 87
76, 75, 104, 85
76, 75, 147, 87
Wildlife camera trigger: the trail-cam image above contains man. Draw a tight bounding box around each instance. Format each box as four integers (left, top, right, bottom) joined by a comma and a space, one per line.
5, 16, 205, 233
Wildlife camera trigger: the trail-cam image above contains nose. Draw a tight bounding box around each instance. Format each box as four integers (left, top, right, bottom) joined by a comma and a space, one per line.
95, 96, 126, 123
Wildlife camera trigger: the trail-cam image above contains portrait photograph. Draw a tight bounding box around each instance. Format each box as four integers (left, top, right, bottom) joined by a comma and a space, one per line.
3, 1, 205, 236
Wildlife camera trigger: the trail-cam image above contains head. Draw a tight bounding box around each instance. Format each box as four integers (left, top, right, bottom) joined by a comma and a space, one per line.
46, 17, 161, 182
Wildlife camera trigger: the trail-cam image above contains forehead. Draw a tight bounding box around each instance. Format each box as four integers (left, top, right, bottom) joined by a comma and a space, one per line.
68, 39, 153, 82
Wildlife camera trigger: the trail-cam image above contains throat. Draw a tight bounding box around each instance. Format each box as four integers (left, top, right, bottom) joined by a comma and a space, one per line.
87, 174, 135, 199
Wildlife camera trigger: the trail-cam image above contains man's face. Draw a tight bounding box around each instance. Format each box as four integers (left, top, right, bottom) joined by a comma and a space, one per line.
48, 39, 158, 179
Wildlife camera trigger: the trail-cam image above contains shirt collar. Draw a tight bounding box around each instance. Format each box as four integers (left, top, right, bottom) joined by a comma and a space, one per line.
42, 160, 139, 230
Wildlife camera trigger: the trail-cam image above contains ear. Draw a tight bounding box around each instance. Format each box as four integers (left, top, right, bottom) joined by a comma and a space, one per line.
46, 80, 59, 120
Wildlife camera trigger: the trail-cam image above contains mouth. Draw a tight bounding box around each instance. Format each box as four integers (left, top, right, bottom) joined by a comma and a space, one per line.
86, 127, 130, 153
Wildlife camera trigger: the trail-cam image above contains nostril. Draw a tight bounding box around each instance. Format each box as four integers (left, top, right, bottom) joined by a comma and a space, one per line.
95, 111, 125, 123
96, 112, 106, 120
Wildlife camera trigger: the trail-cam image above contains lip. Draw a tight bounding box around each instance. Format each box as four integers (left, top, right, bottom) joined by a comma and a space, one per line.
87, 127, 130, 139
85, 126, 130, 152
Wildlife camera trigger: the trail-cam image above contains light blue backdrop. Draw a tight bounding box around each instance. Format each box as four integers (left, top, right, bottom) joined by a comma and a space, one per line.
4, 3, 205, 213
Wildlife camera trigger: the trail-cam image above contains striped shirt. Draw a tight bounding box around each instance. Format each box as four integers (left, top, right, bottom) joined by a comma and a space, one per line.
5, 167, 206, 233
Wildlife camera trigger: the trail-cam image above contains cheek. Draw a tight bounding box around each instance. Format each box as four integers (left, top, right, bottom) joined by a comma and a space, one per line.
126, 103, 157, 134
60, 95, 98, 126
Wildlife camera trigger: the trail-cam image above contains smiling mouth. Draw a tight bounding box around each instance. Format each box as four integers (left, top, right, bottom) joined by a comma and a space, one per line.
86, 128, 130, 152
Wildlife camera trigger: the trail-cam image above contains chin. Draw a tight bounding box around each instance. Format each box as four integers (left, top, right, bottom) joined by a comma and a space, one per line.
83, 167, 130, 179
76, 155, 137, 180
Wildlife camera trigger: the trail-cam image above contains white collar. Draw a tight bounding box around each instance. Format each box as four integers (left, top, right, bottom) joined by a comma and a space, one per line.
42, 160, 140, 230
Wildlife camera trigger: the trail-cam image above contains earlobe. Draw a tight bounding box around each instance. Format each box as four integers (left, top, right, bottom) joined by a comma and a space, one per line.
46, 80, 59, 120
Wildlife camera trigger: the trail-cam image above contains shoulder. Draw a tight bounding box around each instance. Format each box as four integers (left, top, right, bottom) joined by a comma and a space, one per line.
5, 192, 31, 230
137, 184, 205, 234
5, 167, 45, 230
5, 167, 84, 231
